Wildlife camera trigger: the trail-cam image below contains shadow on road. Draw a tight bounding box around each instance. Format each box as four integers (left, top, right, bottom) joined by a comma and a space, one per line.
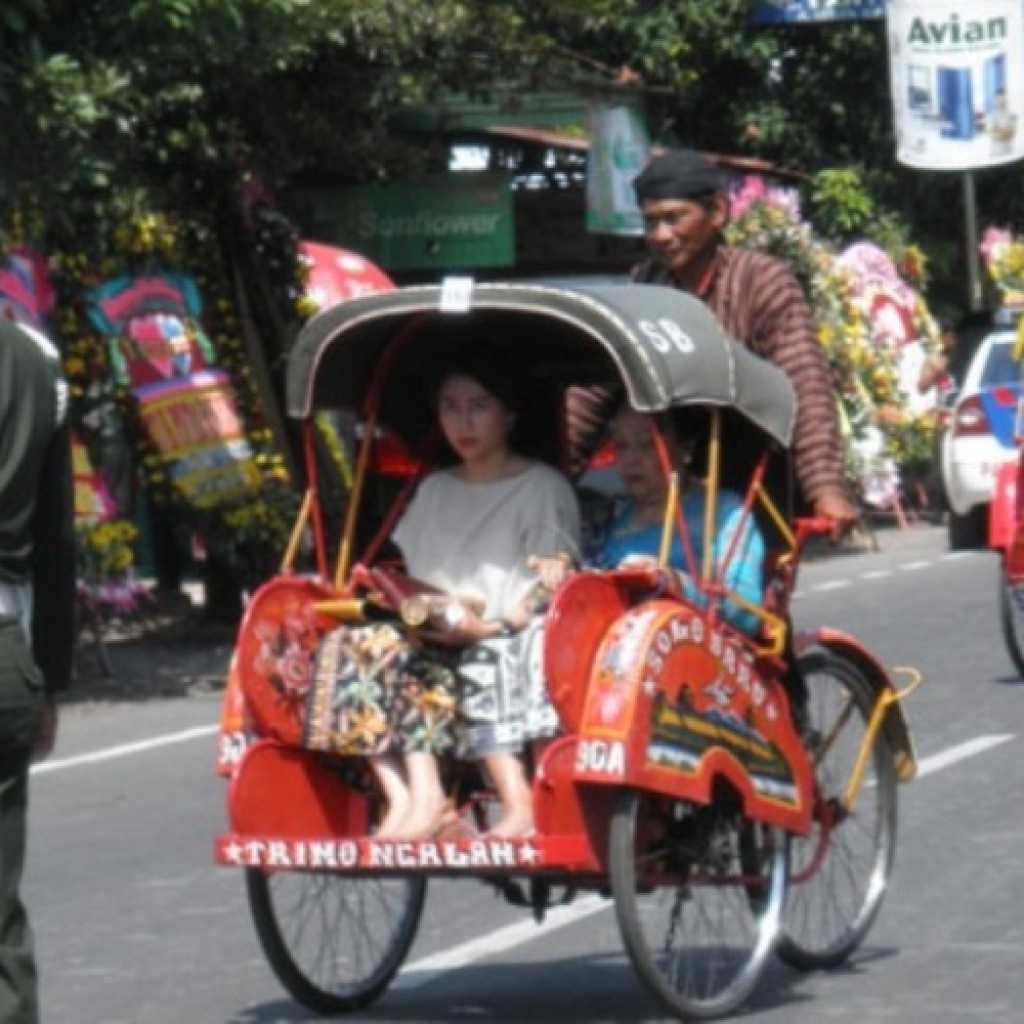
67, 597, 235, 705
224, 942, 902, 1024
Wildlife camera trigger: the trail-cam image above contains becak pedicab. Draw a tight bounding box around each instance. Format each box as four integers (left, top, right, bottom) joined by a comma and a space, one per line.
214, 280, 920, 1021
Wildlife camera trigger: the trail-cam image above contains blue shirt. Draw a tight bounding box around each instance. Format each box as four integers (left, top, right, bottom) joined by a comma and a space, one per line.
598, 487, 764, 635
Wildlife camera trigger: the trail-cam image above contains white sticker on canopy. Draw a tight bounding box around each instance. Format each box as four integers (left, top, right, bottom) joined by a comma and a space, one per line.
440, 276, 475, 312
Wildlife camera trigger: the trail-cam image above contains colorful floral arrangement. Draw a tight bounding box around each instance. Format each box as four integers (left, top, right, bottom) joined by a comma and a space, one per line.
2, 180, 383, 606
980, 226, 1024, 307
78, 519, 137, 573
727, 178, 818, 293
725, 177, 940, 480
726, 181, 878, 431
45, 204, 301, 591
76, 518, 151, 615
978, 227, 1024, 366
895, 243, 929, 291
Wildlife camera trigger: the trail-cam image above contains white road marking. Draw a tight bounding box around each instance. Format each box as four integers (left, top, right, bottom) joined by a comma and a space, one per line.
43, 545, 967, 774
31, 725, 217, 775
390, 735, 1016, 987
796, 549, 970, 598
393, 895, 610, 990
31, 712, 1014, 987
915, 735, 1014, 778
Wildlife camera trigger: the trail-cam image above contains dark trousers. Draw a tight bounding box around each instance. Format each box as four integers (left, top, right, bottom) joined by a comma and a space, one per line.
0, 620, 45, 1024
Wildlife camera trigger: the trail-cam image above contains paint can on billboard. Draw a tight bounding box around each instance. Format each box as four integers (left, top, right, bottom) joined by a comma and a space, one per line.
751, 1, 884, 25
887, 0, 1024, 169
586, 102, 649, 235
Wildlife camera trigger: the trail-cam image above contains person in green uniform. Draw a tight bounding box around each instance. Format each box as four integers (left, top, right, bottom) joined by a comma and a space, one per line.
0, 318, 76, 1024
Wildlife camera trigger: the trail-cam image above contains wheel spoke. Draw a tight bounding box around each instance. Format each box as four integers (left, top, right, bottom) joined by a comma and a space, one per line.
247, 870, 425, 1014
778, 649, 897, 970
1000, 577, 1024, 677
611, 792, 785, 1019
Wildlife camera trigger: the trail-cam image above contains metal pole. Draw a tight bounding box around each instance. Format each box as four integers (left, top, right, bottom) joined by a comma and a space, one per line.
963, 170, 983, 311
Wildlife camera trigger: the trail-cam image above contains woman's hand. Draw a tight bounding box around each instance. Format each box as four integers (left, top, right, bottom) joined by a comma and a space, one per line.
421, 600, 500, 646
503, 602, 532, 632
812, 489, 859, 544
615, 554, 683, 597
528, 552, 574, 592
618, 553, 658, 570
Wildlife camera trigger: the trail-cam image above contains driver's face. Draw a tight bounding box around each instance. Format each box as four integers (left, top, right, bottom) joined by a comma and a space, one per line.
641, 196, 725, 278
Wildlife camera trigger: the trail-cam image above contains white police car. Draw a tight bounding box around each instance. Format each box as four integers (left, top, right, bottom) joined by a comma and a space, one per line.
941, 317, 1021, 549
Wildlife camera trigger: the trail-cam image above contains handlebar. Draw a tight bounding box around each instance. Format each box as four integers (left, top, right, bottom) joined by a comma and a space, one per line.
792, 516, 836, 547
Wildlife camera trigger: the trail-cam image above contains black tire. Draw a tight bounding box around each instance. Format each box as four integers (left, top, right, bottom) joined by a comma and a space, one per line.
610, 789, 786, 1020
999, 564, 1024, 678
948, 505, 985, 550
777, 648, 898, 970
246, 869, 426, 1015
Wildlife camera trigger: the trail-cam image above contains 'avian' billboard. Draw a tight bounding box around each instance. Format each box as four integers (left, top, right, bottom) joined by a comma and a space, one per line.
887, 0, 1024, 170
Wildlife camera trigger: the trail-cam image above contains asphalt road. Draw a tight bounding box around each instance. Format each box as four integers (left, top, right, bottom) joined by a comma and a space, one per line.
24, 524, 1024, 1023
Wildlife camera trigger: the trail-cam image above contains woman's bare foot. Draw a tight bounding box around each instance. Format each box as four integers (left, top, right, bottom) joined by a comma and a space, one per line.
485, 806, 535, 840
379, 751, 450, 839
376, 797, 451, 840
481, 753, 536, 839
374, 792, 413, 838
368, 755, 411, 837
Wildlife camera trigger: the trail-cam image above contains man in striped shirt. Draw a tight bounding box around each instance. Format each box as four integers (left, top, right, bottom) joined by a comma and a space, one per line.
631, 148, 858, 537
631, 149, 857, 738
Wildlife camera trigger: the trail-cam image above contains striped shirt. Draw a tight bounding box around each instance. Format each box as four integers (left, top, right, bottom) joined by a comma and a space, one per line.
633, 246, 847, 506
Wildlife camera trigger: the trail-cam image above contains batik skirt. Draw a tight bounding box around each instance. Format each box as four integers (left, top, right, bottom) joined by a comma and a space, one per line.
303, 618, 560, 759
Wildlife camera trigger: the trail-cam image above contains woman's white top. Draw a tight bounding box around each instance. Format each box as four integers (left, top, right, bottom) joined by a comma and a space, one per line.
393, 461, 580, 621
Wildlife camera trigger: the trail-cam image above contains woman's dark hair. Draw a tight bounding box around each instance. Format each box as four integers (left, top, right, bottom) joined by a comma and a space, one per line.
607, 400, 710, 450
429, 345, 526, 415
666, 406, 711, 446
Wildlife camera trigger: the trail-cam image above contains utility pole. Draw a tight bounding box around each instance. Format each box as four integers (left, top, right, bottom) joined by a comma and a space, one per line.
962, 171, 983, 312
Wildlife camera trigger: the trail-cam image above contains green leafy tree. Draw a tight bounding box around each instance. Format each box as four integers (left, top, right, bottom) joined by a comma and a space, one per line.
510, 1, 1023, 310
2, 1, 1021, 544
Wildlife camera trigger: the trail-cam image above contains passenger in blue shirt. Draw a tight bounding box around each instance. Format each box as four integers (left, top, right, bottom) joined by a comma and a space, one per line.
597, 405, 765, 635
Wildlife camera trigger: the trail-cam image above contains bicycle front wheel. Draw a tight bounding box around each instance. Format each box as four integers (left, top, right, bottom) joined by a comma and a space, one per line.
777, 647, 897, 970
247, 869, 426, 1015
610, 789, 786, 1020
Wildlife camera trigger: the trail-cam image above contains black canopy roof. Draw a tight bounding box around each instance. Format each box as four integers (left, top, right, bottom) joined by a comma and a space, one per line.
287, 281, 797, 449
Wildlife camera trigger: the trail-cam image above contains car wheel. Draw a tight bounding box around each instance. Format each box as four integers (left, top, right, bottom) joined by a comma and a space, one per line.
948, 505, 985, 550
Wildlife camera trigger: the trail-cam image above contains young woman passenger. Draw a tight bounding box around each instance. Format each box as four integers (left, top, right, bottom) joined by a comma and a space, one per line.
316, 347, 580, 841
598, 405, 764, 635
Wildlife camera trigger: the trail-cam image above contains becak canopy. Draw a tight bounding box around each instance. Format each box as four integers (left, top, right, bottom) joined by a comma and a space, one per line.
287, 282, 797, 458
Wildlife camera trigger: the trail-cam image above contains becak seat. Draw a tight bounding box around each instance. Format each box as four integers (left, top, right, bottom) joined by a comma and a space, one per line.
235, 575, 338, 745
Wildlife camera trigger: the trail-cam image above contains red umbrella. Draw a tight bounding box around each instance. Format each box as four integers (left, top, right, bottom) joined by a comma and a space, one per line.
298, 241, 394, 307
